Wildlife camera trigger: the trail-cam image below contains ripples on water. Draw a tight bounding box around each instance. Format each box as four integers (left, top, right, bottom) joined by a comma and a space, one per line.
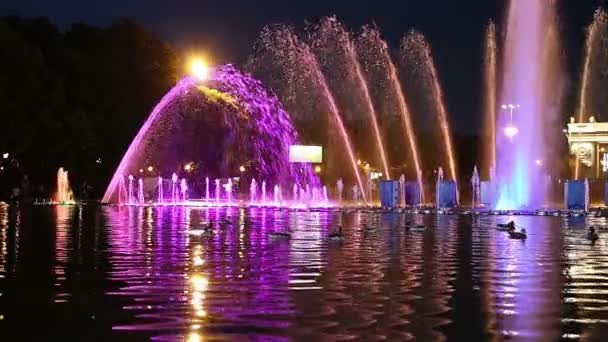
1, 203, 608, 340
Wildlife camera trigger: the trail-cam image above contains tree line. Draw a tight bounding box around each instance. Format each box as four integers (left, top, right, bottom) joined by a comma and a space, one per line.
0, 16, 180, 199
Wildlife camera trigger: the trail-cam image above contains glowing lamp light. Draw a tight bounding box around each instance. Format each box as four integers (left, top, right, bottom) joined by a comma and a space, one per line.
184, 163, 193, 172
535, 159, 542, 166
187, 332, 202, 342
239, 165, 246, 173
139, 168, 144, 173
190, 58, 210, 81
314, 165, 322, 173
2, 153, 8, 159
147, 166, 154, 172
190, 274, 208, 292
504, 125, 519, 139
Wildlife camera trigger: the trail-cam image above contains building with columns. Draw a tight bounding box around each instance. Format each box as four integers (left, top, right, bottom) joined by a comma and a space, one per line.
566, 116, 608, 179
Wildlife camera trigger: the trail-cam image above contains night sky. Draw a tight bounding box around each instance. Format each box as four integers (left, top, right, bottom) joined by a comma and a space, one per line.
1, 0, 605, 133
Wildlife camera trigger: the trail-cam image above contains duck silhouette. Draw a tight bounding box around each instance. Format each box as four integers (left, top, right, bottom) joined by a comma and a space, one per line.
508, 228, 527, 240
588, 226, 599, 242
328, 226, 344, 241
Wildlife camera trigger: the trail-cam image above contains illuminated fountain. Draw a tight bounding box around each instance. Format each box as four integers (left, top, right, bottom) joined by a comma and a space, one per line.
311, 18, 391, 179
250, 178, 258, 204
225, 178, 232, 205
574, 9, 608, 180
137, 178, 144, 204
494, 0, 563, 209
54, 167, 75, 204
103, 62, 330, 207
157, 176, 163, 204
249, 19, 450, 204
171, 173, 178, 203
215, 179, 220, 203
358, 27, 424, 201
352, 185, 360, 205
249, 24, 367, 203
117, 175, 127, 204
401, 31, 459, 197
577, 9, 608, 125
273, 185, 280, 205
205, 177, 210, 202
103, 8, 591, 211
127, 175, 134, 204
483, 21, 497, 176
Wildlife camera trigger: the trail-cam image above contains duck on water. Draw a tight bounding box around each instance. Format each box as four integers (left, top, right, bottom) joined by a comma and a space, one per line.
588, 226, 599, 242
328, 226, 344, 241
509, 228, 527, 240
404, 221, 426, 230
497, 221, 516, 232
269, 229, 291, 239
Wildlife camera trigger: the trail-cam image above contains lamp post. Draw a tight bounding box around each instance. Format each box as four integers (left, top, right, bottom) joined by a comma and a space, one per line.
502, 104, 520, 140
190, 58, 210, 81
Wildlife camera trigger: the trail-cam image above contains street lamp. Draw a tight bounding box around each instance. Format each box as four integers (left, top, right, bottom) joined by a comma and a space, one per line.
2, 153, 8, 159
147, 166, 154, 172
502, 104, 520, 140
504, 125, 519, 139
190, 58, 210, 81
239, 165, 246, 173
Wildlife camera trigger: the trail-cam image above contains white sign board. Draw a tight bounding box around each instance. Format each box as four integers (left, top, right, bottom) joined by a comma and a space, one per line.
289, 145, 323, 163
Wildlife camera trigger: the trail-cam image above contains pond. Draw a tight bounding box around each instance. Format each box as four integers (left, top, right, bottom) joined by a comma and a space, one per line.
1, 204, 607, 340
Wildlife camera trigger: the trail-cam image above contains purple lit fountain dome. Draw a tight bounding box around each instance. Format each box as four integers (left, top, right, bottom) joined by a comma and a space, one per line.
102, 65, 318, 204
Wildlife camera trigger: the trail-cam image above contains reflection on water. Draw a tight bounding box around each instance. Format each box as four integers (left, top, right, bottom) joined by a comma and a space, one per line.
1, 205, 608, 340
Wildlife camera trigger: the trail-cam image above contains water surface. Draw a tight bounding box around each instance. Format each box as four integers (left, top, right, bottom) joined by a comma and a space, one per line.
1, 204, 608, 341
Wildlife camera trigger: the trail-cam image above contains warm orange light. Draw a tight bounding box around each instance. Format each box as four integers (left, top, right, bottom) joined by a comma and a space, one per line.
185, 163, 193, 172
314, 165, 322, 173
147, 166, 154, 172
190, 58, 210, 81
187, 332, 201, 342
239, 165, 246, 173
191, 274, 208, 292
